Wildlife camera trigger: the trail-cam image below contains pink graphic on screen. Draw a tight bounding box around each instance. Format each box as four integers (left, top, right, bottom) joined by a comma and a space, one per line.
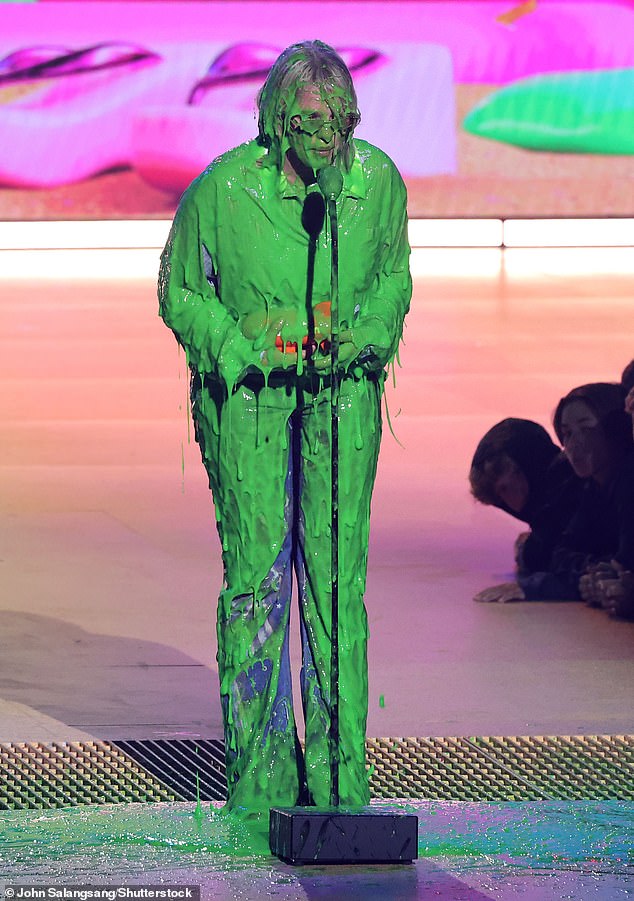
0, 1, 631, 207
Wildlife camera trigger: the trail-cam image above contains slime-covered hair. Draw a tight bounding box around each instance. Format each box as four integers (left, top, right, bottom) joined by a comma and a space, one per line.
257, 40, 359, 172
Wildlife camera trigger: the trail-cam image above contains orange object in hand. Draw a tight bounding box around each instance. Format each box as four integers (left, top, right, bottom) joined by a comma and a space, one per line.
274, 330, 329, 357
275, 335, 312, 354
314, 300, 331, 318
275, 336, 297, 353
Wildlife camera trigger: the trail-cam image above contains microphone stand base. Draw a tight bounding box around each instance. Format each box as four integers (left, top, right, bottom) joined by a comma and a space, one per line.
269, 805, 418, 865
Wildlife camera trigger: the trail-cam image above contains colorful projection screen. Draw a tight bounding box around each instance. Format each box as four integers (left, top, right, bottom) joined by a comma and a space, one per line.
1, 1, 633, 220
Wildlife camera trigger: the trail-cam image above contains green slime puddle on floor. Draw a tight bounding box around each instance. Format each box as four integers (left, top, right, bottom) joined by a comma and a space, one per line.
1, 801, 632, 881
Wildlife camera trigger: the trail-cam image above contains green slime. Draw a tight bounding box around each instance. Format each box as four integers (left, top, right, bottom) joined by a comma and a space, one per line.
158, 65, 411, 814
2, 801, 631, 879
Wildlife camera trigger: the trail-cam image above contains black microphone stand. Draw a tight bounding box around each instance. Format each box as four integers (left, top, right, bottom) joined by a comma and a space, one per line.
318, 165, 344, 809
269, 166, 418, 865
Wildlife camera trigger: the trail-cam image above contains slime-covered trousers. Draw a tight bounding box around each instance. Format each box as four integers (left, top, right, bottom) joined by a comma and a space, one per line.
192, 371, 383, 810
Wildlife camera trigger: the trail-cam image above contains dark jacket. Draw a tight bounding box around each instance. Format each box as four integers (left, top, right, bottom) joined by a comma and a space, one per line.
525, 383, 633, 600
471, 418, 584, 575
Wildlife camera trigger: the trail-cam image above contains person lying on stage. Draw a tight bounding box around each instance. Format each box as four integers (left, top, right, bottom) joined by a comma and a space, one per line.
469, 418, 584, 601
158, 40, 411, 816
473, 384, 634, 610
577, 372, 634, 620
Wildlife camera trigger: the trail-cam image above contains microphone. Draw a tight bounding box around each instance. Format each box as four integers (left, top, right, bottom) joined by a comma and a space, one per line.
317, 166, 344, 202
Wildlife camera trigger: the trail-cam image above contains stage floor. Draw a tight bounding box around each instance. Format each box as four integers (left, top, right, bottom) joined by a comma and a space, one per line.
1, 245, 633, 895
0, 247, 632, 744
1, 799, 632, 899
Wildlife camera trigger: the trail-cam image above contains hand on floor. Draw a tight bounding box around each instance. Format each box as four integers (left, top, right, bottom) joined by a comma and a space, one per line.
473, 582, 526, 603
599, 566, 634, 620
579, 561, 620, 607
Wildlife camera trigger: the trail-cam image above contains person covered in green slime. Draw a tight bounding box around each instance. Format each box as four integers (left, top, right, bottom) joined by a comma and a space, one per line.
159, 40, 411, 815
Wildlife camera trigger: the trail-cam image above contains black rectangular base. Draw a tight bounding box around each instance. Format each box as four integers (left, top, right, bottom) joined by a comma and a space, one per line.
269, 806, 418, 865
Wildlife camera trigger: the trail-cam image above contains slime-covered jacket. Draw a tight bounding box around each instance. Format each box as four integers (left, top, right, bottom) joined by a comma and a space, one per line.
158, 138, 412, 388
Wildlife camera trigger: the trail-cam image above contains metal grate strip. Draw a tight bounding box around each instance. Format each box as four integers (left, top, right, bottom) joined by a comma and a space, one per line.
366, 735, 634, 801
0, 741, 178, 810
115, 739, 226, 801
1, 735, 632, 810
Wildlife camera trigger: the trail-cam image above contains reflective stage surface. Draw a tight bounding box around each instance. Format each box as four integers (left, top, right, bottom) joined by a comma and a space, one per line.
2, 800, 633, 900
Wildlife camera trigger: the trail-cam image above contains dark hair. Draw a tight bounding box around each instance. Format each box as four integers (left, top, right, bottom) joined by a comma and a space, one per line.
470, 418, 560, 508
553, 382, 632, 452
256, 40, 359, 172
621, 359, 634, 395
469, 452, 519, 506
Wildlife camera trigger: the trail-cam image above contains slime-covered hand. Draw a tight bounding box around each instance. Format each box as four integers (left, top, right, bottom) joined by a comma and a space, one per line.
240, 302, 334, 370
312, 328, 363, 372
241, 308, 303, 368
312, 300, 331, 346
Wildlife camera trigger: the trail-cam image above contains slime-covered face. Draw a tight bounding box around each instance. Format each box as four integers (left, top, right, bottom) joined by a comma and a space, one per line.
286, 87, 344, 173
